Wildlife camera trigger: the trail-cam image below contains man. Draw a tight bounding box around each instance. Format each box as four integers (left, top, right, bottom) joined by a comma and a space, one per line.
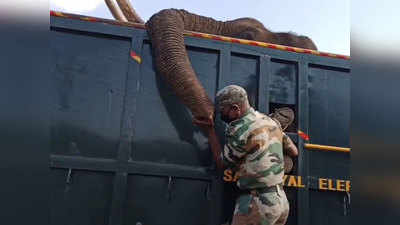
194, 85, 297, 225
269, 107, 299, 174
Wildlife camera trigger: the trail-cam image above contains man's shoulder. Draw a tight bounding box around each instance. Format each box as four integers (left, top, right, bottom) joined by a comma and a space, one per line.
227, 109, 279, 139
226, 116, 255, 140
251, 110, 279, 130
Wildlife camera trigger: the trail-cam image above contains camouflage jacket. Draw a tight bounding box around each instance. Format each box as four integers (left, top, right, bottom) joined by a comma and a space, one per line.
222, 107, 285, 189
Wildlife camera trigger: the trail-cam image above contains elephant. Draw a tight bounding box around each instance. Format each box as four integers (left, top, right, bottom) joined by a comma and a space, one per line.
145, 8, 317, 121
105, 3, 317, 120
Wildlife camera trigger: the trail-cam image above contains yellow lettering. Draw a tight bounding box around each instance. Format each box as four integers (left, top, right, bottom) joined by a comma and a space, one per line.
288, 175, 298, 187
297, 176, 305, 188
223, 169, 232, 182
283, 175, 288, 185
319, 178, 328, 190
336, 180, 345, 192
346, 180, 351, 192
328, 179, 336, 191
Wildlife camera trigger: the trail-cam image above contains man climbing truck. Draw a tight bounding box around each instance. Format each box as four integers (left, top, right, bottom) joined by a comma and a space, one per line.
194, 85, 298, 225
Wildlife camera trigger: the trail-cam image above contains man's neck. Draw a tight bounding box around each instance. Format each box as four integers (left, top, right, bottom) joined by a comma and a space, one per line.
239, 106, 252, 118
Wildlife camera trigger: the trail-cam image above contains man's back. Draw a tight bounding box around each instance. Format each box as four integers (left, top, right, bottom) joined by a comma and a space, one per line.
212, 85, 291, 225
223, 108, 285, 189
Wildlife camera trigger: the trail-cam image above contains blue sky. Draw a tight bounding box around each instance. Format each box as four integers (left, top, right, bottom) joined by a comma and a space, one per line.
50, 0, 350, 55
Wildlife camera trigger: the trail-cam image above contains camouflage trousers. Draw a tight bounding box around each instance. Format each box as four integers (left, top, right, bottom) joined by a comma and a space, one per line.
231, 185, 289, 225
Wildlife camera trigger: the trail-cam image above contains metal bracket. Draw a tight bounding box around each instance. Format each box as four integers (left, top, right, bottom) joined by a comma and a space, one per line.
205, 183, 212, 200
63, 168, 73, 195
343, 192, 351, 216
66, 168, 72, 184
258, 54, 271, 114
166, 176, 173, 202
346, 192, 351, 205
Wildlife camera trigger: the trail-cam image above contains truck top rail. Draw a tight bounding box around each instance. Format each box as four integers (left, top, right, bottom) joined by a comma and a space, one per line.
50, 10, 350, 60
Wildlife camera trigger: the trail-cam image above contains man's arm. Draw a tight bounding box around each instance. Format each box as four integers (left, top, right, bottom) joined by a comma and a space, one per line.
207, 128, 224, 169
283, 133, 298, 157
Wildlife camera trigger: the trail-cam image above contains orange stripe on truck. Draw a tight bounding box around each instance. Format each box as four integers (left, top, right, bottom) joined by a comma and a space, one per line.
50, 10, 350, 60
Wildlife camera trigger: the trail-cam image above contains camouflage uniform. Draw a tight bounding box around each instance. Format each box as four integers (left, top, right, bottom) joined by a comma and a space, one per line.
216, 85, 289, 225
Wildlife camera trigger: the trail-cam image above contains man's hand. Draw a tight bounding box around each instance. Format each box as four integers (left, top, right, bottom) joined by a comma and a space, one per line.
192, 116, 214, 131
282, 133, 298, 173
284, 155, 294, 173
283, 133, 298, 157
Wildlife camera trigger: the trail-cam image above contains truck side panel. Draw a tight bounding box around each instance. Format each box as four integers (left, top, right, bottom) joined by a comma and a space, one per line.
50, 15, 350, 225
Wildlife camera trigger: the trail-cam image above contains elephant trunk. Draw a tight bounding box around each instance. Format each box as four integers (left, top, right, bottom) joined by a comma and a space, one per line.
146, 9, 234, 120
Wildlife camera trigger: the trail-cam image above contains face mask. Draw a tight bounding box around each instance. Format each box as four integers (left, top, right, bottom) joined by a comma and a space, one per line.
220, 113, 234, 123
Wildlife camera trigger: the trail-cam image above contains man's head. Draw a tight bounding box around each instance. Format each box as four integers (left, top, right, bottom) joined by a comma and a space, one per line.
269, 107, 295, 131
216, 85, 250, 123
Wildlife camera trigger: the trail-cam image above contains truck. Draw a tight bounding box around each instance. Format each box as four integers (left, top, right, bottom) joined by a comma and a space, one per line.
49, 11, 350, 225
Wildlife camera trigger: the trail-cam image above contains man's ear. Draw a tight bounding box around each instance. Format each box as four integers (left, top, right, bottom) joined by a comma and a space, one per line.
231, 104, 240, 112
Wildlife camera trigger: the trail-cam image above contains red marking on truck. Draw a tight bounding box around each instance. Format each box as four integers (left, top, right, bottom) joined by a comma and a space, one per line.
130, 51, 142, 64
249, 41, 260, 46
298, 130, 310, 141
212, 36, 224, 41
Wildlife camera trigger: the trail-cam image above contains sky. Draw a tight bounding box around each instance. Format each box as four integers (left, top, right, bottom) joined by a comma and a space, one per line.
50, 0, 350, 55
351, 0, 400, 58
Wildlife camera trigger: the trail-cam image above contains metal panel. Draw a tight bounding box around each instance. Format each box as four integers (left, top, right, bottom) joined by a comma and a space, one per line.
131, 43, 218, 167
50, 169, 114, 225
308, 65, 350, 147
308, 151, 350, 179
225, 53, 259, 108
307, 63, 350, 179
269, 59, 298, 105
50, 29, 130, 159
306, 64, 350, 225
309, 191, 351, 225
124, 175, 212, 225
